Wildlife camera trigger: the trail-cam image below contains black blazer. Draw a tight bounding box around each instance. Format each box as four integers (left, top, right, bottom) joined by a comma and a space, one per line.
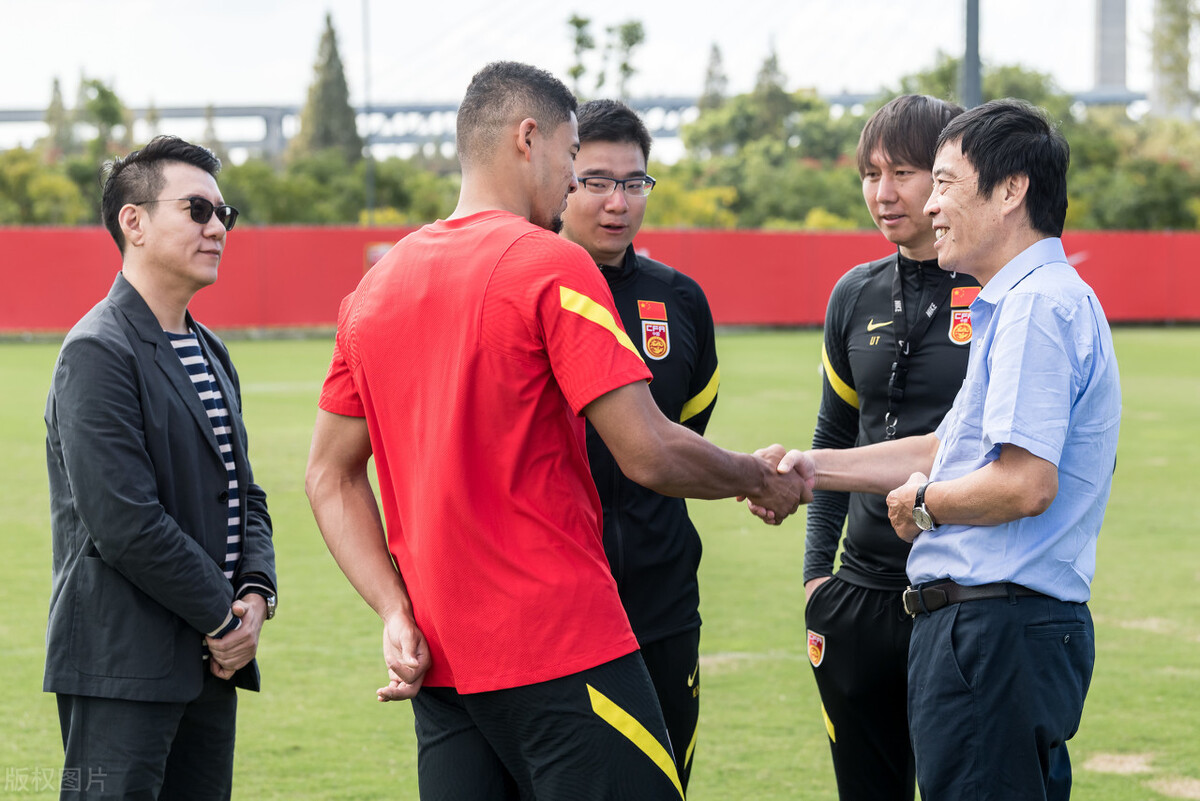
44, 273, 275, 702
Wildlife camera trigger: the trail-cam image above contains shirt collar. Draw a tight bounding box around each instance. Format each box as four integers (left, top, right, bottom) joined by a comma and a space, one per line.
975, 237, 1068, 307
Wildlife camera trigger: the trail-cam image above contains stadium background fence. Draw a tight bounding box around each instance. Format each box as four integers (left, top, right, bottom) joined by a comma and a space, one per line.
1, 228, 1192, 332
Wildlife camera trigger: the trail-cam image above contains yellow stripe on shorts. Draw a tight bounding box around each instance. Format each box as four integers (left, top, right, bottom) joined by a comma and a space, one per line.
822, 702, 836, 742
560, 286, 643, 361
587, 684, 684, 800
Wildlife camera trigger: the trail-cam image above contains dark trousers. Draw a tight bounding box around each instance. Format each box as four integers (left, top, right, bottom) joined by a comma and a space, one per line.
640, 628, 701, 795
805, 576, 915, 801
56, 671, 238, 801
908, 593, 1094, 801
412, 651, 682, 801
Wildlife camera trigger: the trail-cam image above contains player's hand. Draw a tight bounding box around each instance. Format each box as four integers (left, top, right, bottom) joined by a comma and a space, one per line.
377, 610, 431, 702
804, 576, 832, 604
744, 446, 816, 524
886, 472, 928, 543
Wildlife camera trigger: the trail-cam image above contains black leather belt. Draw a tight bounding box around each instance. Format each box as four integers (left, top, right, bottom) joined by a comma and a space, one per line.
902, 581, 1046, 617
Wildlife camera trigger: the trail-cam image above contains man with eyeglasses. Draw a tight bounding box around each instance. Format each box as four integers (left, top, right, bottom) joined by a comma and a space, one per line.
306, 62, 808, 799
44, 135, 276, 800
560, 98, 715, 795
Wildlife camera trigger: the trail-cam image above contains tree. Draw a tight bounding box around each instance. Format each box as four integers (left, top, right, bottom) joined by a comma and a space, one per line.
288, 12, 363, 164
567, 15, 595, 98
76, 78, 132, 163
612, 21, 645, 101
593, 19, 644, 99
699, 44, 728, 112
0, 147, 90, 225
892, 51, 1071, 122
202, 104, 229, 165
42, 78, 75, 163
1150, 0, 1196, 117
144, 101, 161, 140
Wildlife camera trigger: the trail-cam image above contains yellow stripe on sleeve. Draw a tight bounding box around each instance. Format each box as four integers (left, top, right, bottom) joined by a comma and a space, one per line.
822, 702, 836, 742
821, 342, 859, 410
587, 684, 685, 800
560, 286, 644, 362
680, 365, 720, 424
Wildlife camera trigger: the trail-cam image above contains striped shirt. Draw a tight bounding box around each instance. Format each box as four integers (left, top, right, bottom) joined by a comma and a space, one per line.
167, 331, 241, 580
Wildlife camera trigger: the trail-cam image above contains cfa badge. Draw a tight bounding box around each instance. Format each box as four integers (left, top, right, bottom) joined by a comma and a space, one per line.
949, 309, 973, 344
642, 321, 670, 360
807, 629, 826, 668
638, 299, 669, 360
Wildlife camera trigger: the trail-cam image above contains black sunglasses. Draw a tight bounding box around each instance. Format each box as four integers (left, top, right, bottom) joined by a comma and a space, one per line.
134, 196, 239, 231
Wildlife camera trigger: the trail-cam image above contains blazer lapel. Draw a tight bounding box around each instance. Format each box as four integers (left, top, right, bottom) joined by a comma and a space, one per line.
109, 274, 223, 461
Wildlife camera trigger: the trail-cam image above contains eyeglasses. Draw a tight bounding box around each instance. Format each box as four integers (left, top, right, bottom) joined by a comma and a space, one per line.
134, 196, 239, 231
578, 176, 656, 198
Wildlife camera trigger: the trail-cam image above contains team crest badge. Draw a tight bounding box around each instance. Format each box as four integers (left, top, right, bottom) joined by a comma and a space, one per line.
642, 321, 670, 360
807, 629, 826, 668
949, 309, 973, 345
638, 299, 670, 360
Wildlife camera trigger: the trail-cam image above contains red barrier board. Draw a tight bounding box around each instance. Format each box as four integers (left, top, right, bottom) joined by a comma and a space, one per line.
1, 227, 1195, 333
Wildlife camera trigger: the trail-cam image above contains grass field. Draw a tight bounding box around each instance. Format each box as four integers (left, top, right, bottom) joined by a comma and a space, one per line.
2, 328, 1197, 800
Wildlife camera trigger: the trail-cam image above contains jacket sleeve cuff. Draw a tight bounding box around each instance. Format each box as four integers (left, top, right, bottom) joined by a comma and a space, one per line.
235, 573, 276, 601
207, 611, 242, 639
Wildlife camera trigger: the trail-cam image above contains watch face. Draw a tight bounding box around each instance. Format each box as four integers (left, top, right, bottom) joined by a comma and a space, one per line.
913, 506, 934, 531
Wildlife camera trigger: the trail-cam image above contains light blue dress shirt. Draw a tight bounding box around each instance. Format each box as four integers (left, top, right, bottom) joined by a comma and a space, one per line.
907, 237, 1122, 602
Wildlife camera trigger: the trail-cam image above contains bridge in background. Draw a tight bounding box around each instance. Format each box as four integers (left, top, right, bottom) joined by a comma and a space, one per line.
0, 88, 1149, 161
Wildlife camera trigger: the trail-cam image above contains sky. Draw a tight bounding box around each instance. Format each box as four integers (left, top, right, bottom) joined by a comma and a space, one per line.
0, 0, 1159, 149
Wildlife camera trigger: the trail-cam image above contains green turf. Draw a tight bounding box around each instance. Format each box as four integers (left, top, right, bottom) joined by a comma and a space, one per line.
2, 328, 1196, 799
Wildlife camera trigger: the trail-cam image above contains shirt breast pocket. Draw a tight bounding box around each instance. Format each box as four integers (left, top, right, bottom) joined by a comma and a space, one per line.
936, 377, 991, 468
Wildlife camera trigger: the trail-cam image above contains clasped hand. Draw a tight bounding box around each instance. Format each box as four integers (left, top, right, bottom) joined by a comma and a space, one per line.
741, 445, 816, 525
206, 595, 266, 679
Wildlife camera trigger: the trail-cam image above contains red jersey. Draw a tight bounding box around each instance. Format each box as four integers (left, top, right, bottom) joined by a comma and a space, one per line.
319, 211, 652, 693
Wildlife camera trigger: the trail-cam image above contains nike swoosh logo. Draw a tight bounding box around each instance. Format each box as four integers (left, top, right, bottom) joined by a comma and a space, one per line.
687, 663, 699, 687
867, 319, 894, 332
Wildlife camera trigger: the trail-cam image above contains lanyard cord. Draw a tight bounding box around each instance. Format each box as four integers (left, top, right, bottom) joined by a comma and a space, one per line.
885, 252, 953, 439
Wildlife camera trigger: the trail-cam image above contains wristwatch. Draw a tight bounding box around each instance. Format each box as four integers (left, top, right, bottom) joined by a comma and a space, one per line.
241, 588, 277, 620
912, 481, 937, 531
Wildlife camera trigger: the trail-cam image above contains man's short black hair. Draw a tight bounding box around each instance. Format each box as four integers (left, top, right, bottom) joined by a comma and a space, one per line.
576, 99, 653, 164
456, 61, 577, 167
101, 135, 222, 253
857, 94, 964, 177
937, 98, 1070, 237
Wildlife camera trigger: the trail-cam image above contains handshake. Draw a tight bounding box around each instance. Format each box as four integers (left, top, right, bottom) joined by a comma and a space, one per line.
739, 443, 931, 542
740, 444, 815, 526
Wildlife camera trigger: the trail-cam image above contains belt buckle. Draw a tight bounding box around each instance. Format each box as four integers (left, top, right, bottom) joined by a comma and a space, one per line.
902, 586, 921, 617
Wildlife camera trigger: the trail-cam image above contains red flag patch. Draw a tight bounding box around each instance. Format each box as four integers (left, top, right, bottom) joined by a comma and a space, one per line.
638, 300, 668, 320
951, 286, 981, 308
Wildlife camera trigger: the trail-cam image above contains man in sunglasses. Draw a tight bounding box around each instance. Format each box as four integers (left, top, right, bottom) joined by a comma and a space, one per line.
560, 98, 715, 795
44, 135, 276, 800
306, 62, 807, 799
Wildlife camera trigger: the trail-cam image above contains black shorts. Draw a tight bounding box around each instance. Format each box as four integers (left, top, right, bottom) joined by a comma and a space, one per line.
639, 628, 700, 793
411, 651, 683, 800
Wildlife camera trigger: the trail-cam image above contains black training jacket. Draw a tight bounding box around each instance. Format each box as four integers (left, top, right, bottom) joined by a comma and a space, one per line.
804, 252, 980, 589
585, 246, 719, 644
